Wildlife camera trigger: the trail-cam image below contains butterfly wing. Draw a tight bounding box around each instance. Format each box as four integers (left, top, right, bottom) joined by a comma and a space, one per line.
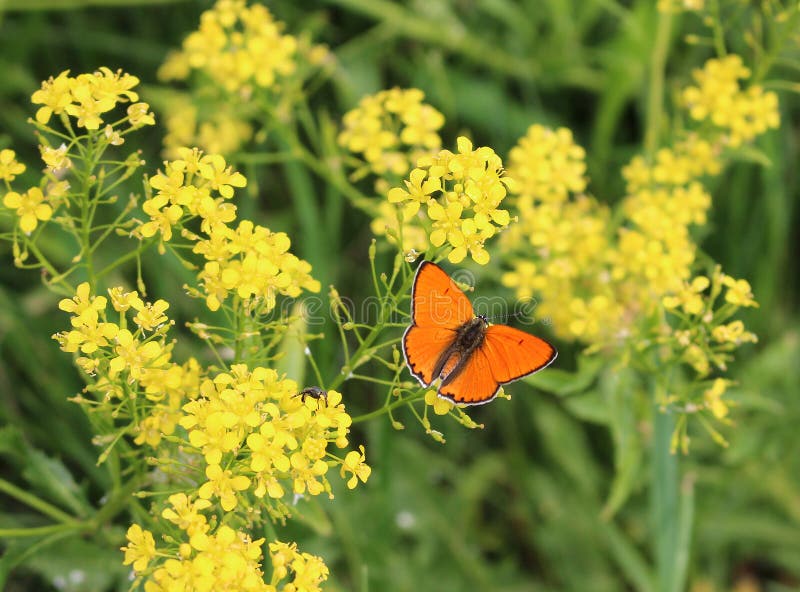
403, 325, 457, 386
409, 261, 474, 329
437, 324, 557, 405
437, 346, 502, 405
481, 324, 557, 383
403, 261, 474, 386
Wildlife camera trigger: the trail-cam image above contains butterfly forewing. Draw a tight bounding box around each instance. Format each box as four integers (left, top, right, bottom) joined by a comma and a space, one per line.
481, 325, 557, 383
410, 261, 474, 329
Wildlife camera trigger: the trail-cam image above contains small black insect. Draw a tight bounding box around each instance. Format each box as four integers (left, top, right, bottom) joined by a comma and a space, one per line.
294, 386, 328, 406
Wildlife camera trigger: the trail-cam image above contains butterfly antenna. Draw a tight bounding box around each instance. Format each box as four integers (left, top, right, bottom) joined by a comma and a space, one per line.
480, 309, 525, 324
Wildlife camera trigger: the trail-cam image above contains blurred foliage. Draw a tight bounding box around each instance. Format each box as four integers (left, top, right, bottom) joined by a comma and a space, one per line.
0, 0, 798, 591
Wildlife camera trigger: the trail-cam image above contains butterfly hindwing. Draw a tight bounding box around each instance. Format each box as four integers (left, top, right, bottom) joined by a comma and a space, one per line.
437, 346, 501, 405
402, 325, 456, 386
410, 261, 474, 330
481, 324, 557, 383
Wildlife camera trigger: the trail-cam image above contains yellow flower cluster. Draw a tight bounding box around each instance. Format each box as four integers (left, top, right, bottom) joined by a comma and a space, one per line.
31, 67, 154, 131
663, 268, 758, 375
502, 126, 617, 342
622, 136, 721, 194
501, 117, 759, 352
682, 55, 779, 146
386, 136, 513, 264
339, 87, 445, 180
140, 148, 320, 311
508, 125, 587, 202
123, 517, 328, 592
161, 94, 254, 159
159, 0, 297, 95
181, 364, 361, 507
55, 280, 368, 586
612, 181, 712, 297
1, 70, 153, 237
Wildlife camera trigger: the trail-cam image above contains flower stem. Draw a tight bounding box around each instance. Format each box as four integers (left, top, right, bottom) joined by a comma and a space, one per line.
0, 478, 79, 526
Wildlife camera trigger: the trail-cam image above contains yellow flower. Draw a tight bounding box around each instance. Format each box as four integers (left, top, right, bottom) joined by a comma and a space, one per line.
722, 275, 758, 307
0, 149, 26, 181
424, 389, 454, 415
198, 463, 251, 511
64, 78, 116, 130
340, 444, 371, 489
134, 411, 179, 448
712, 320, 757, 345
128, 102, 156, 127
3, 187, 52, 234
662, 276, 710, 315
31, 70, 73, 125
197, 154, 247, 198
703, 378, 730, 419
108, 329, 167, 380
39, 144, 72, 172
54, 311, 119, 355
108, 287, 144, 313
58, 282, 107, 318
132, 299, 170, 331
387, 167, 440, 217
121, 524, 157, 573
161, 493, 211, 537
290, 451, 328, 496
269, 541, 329, 591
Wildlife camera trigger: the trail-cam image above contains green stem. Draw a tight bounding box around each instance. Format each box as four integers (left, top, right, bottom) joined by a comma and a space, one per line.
351, 391, 425, 423
22, 235, 73, 294
0, 478, 79, 525
708, 0, 727, 57
328, 265, 415, 391
752, 3, 800, 83
0, 523, 80, 538
644, 11, 672, 157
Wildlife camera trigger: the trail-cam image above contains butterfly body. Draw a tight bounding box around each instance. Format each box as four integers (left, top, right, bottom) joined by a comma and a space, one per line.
403, 261, 557, 405
431, 316, 487, 384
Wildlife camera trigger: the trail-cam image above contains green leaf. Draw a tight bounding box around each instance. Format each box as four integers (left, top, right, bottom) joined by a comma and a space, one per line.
730, 145, 773, 168
18, 532, 129, 592
601, 368, 643, 519
20, 450, 91, 518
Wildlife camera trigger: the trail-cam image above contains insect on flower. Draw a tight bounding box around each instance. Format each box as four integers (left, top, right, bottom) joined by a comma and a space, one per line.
403, 261, 557, 405
295, 386, 328, 406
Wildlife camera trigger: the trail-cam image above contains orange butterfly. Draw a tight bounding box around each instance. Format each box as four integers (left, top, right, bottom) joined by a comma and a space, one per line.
403, 261, 557, 405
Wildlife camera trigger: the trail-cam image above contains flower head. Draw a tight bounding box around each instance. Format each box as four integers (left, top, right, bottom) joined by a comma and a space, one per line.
0, 149, 26, 181
3, 187, 52, 234
121, 524, 156, 573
